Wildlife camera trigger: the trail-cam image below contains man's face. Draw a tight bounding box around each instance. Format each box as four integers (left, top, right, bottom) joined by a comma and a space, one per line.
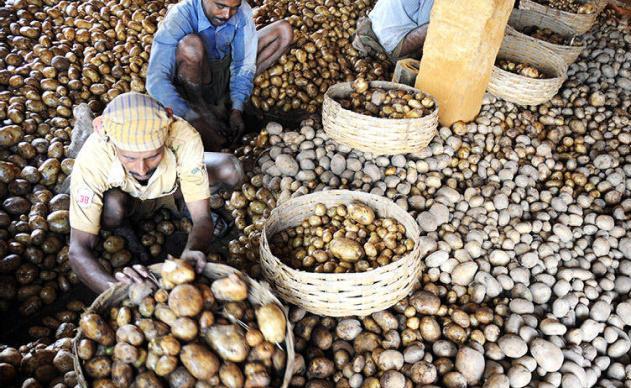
203, 0, 241, 27
116, 146, 164, 183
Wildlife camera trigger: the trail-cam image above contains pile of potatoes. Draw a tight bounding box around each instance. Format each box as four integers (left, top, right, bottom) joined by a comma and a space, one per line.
270, 201, 415, 273
77, 259, 289, 387
520, 26, 582, 46
250, 0, 391, 113
496, 59, 547, 79
539, 0, 597, 14
336, 78, 436, 119
0, 299, 83, 388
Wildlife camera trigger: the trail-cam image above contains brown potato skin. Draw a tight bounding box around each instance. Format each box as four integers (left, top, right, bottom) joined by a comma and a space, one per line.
180, 343, 220, 381
80, 313, 115, 346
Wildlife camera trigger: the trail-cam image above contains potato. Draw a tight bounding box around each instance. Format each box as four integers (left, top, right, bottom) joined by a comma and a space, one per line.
134, 371, 164, 388
155, 355, 178, 376
168, 284, 203, 317
220, 362, 245, 388
77, 339, 96, 360
80, 313, 115, 346
111, 361, 133, 388
52, 349, 73, 373
255, 304, 286, 344
180, 343, 220, 381
347, 203, 375, 225
116, 324, 144, 346
161, 259, 195, 286
168, 366, 196, 388
154, 303, 177, 326
128, 281, 155, 306
84, 356, 112, 379
172, 317, 198, 341
93, 379, 117, 388
205, 325, 250, 362
211, 274, 248, 302
114, 342, 139, 364
329, 238, 364, 263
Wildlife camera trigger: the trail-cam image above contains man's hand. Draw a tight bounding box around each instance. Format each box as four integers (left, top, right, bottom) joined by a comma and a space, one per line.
113, 264, 152, 285
181, 249, 207, 273
228, 109, 245, 143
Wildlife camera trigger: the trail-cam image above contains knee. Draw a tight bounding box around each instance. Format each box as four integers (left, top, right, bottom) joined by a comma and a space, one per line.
218, 155, 244, 188
100, 190, 128, 229
276, 20, 293, 46
176, 34, 205, 65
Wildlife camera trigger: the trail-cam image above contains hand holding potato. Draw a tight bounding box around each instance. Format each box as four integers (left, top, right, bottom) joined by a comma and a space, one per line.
180, 249, 207, 273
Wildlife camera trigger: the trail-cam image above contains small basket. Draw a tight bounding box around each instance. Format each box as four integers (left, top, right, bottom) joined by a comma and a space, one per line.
322, 81, 438, 156
506, 9, 586, 65
73, 263, 295, 388
518, 0, 600, 34
260, 190, 423, 317
488, 35, 568, 106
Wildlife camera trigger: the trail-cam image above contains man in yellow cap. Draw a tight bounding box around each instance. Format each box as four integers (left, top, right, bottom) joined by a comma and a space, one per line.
68, 92, 242, 293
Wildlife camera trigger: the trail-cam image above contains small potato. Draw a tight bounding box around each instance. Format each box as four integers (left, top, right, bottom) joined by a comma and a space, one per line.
114, 342, 139, 364
154, 303, 177, 326
155, 355, 178, 376
84, 356, 112, 379
134, 371, 164, 388
93, 379, 116, 388
169, 366, 196, 388
168, 285, 203, 317
211, 274, 248, 301
329, 238, 364, 263
77, 339, 96, 360
116, 324, 144, 346
111, 361, 133, 388
220, 362, 245, 388
205, 324, 250, 362
161, 259, 195, 286
256, 304, 286, 343
180, 343, 220, 381
172, 317, 198, 341
80, 313, 115, 346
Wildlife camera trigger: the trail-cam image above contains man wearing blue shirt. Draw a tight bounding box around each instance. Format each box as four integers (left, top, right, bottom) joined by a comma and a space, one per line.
353, 0, 434, 62
147, 0, 292, 151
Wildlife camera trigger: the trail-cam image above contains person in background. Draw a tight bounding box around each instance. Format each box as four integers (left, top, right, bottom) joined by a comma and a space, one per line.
353, 0, 434, 62
68, 92, 243, 293
147, 0, 293, 151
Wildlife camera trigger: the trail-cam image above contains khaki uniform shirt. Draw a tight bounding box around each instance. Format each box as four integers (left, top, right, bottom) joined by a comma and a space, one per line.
70, 119, 210, 234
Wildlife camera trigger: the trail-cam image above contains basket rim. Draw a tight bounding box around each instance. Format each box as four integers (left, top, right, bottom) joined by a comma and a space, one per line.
493, 35, 568, 82
505, 25, 586, 51
520, 0, 600, 18
323, 80, 440, 124
491, 65, 566, 84
261, 189, 422, 282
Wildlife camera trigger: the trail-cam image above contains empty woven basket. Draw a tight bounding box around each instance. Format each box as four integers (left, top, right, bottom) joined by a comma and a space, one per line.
506, 8, 585, 65
488, 35, 568, 106
322, 81, 438, 156
260, 190, 423, 317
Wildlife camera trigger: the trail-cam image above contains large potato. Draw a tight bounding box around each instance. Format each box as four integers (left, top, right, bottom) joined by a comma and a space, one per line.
79, 313, 115, 346
180, 343, 220, 381
111, 361, 133, 388
168, 284, 203, 317
220, 362, 245, 388
134, 371, 164, 388
113, 342, 139, 364
329, 238, 364, 262
204, 325, 250, 362
168, 366, 196, 388
211, 275, 248, 302
255, 304, 286, 344
84, 356, 112, 379
347, 202, 376, 225
172, 317, 198, 341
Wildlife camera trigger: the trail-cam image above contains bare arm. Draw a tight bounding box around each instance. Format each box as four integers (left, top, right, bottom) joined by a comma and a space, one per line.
69, 228, 115, 294
181, 198, 213, 272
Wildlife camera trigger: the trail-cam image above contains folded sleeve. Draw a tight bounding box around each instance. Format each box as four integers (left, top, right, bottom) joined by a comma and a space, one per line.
170, 121, 211, 203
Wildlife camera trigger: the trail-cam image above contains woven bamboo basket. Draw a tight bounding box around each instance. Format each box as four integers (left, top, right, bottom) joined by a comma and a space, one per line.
260, 190, 423, 317
488, 35, 568, 106
506, 9, 585, 65
518, 0, 600, 34
322, 81, 438, 156
73, 262, 295, 388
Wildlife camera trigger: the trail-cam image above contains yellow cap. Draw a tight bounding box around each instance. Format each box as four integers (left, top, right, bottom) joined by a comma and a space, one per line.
102, 92, 172, 152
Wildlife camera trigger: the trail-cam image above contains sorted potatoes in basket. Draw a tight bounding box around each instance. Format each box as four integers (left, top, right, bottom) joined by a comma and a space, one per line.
519, 26, 582, 46
335, 78, 436, 119
536, 0, 596, 13
496, 59, 548, 79
270, 201, 415, 273
76, 259, 289, 387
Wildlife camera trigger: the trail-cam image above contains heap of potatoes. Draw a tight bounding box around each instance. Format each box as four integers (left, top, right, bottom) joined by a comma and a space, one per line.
250, 0, 391, 113
336, 78, 436, 119
496, 59, 547, 79
538, 0, 597, 14
520, 26, 582, 46
77, 259, 289, 387
270, 202, 415, 273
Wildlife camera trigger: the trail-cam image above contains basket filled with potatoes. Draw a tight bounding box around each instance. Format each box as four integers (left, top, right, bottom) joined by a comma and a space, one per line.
260, 190, 422, 317
519, 0, 603, 34
72, 260, 295, 387
322, 80, 438, 155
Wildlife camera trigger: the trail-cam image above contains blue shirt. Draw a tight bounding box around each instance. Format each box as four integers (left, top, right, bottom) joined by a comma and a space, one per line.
369, 0, 434, 54
146, 0, 257, 115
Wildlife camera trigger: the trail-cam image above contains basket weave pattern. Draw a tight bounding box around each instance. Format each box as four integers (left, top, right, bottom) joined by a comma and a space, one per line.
488, 35, 568, 106
260, 190, 422, 317
506, 9, 585, 65
322, 81, 438, 156
518, 0, 599, 34
73, 263, 295, 388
